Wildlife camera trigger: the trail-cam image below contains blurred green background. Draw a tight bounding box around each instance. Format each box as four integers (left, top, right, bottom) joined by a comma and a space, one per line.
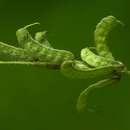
0, 0, 130, 130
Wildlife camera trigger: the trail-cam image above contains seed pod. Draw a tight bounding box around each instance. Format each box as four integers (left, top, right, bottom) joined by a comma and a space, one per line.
36, 47, 75, 64
94, 16, 122, 60
77, 78, 119, 112
0, 42, 33, 61
72, 60, 91, 71
16, 22, 40, 47
81, 48, 115, 67
16, 23, 74, 64
35, 31, 52, 47
61, 60, 120, 79
0, 42, 62, 69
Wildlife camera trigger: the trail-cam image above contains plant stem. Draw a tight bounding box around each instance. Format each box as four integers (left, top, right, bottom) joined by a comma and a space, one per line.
0, 61, 60, 69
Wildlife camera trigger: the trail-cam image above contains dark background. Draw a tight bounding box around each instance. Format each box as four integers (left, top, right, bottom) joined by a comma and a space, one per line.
0, 0, 130, 130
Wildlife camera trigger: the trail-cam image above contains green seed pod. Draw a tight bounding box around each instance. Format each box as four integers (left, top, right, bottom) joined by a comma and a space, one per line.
0, 42, 33, 61
0, 42, 62, 69
81, 48, 115, 67
35, 31, 52, 47
16, 22, 40, 47
37, 47, 75, 64
61, 60, 122, 79
77, 78, 119, 112
72, 60, 90, 71
35, 31, 47, 42
16, 23, 74, 64
94, 16, 122, 60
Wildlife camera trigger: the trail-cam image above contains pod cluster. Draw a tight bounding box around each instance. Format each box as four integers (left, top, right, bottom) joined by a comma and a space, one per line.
0, 23, 74, 68
61, 16, 127, 112
0, 16, 129, 112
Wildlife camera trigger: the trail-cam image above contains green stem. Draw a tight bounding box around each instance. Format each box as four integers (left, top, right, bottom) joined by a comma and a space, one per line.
0, 61, 60, 69
0, 61, 44, 65
23, 22, 40, 29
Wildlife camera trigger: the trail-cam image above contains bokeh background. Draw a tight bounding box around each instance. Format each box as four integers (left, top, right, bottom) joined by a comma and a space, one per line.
0, 0, 130, 130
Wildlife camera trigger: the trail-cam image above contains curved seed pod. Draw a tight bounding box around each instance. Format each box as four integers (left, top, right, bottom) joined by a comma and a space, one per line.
94, 16, 122, 60
77, 78, 119, 112
61, 60, 121, 79
0, 42, 33, 61
16, 23, 74, 64
16, 22, 40, 47
35, 31, 52, 47
81, 48, 116, 67
72, 60, 91, 71
16, 23, 44, 50
36, 47, 75, 64
0, 41, 61, 69
0, 41, 74, 64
